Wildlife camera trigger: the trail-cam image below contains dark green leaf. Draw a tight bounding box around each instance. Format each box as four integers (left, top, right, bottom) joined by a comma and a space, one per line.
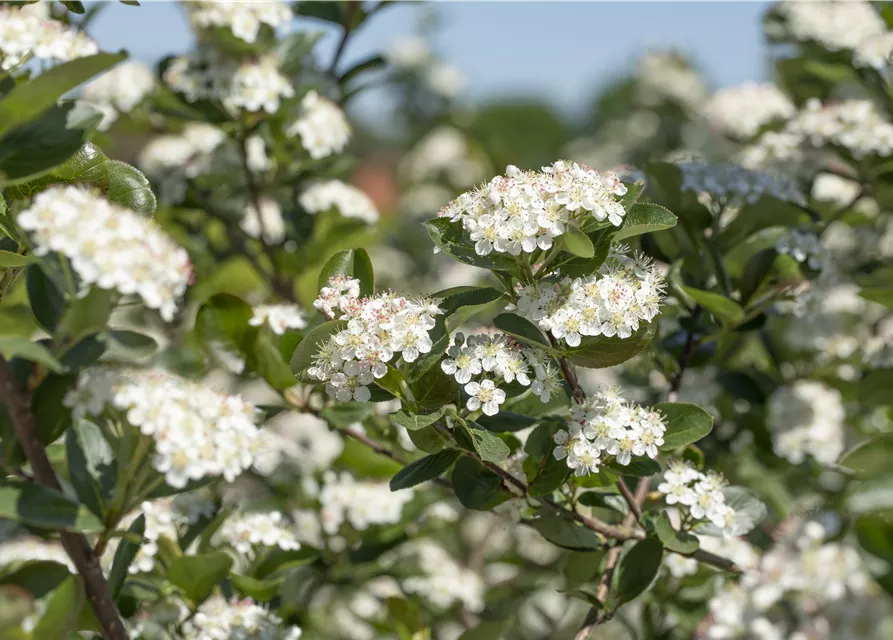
107, 515, 145, 599
294, 0, 342, 23
616, 538, 663, 603
651, 512, 699, 554
254, 547, 318, 579
26, 265, 64, 333
61, 1, 86, 13
105, 160, 156, 217
58, 288, 116, 345
317, 248, 374, 296
859, 287, 893, 308
466, 424, 511, 463
859, 370, 893, 408
32, 575, 83, 639
654, 403, 713, 451
606, 456, 660, 477
437, 286, 504, 332
566, 321, 656, 369
390, 408, 444, 431
0, 338, 62, 373
34, 374, 76, 445
230, 573, 282, 602
529, 514, 602, 551
458, 620, 510, 640
0, 481, 103, 532
65, 426, 104, 518
290, 319, 345, 377
680, 286, 744, 325
340, 54, 387, 85
106, 330, 158, 361
166, 552, 232, 602
389, 448, 459, 491
253, 332, 297, 390
409, 364, 459, 411
451, 456, 510, 510
613, 202, 677, 241
563, 226, 595, 258
493, 313, 553, 351
60, 334, 105, 370
476, 411, 537, 433
739, 248, 778, 305
424, 218, 518, 272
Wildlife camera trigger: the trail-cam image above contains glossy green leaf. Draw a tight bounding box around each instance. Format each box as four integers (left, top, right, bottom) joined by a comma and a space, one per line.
651, 512, 699, 554
437, 286, 504, 332
409, 364, 459, 411
493, 313, 554, 351
65, 425, 105, 518
529, 514, 603, 551
424, 218, 518, 272
654, 402, 713, 451
389, 448, 460, 491
167, 552, 233, 602
25, 265, 64, 333
476, 411, 538, 433
106, 330, 158, 361
606, 456, 660, 477
616, 538, 663, 603
0, 482, 103, 532
105, 160, 156, 217
452, 456, 510, 510
680, 286, 744, 325
390, 408, 444, 431
563, 226, 595, 258
613, 202, 677, 241
290, 319, 345, 377
317, 248, 374, 296
565, 321, 656, 369
294, 0, 342, 23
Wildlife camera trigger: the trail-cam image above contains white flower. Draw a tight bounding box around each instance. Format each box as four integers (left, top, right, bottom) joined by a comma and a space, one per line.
300, 180, 379, 224
854, 32, 893, 71
312, 275, 361, 319
250, 304, 307, 334
704, 82, 795, 139
776, 229, 827, 271
183, 594, 302, 640
397, 540, 485, 612
0, 3, 98, 70
188, 0, 292, 44
253, 412, 344, 477
385, 35, 430, 69
427, 62, 465, 98
65, 368, 260, 488
319, 471, 413, 534
241, 197, 286, 244
82, 61, 155, 130
464, 379, 506, 416
137, 124, 226, 204
785, 98, 893, 160
778, 1, 886, 52
767, 381, 845, 465
286, 91, 351, 159
17, 186, 192, 321
212, 511, 301, 559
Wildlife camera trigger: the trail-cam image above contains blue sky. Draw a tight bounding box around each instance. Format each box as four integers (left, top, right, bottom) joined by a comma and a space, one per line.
89, 2, 772, 118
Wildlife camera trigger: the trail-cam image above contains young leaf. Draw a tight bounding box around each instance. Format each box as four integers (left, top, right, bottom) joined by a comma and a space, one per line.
107, 515, 146, 599
452, 456, 510, 510
563, 226, 595, 258
565, 322, 656, 369
680, 286, 745, 325
654, 402, 714, 451
390, 408, 445, 431
166, 552, 233, 602
613, 202, 677, 242
0, 250, 32, 267
389, 449, 460, 491
0, 482, 103, 532
616, 538, 663, 603
317, 248, 374, 296
651, 512, 699, 554
528, 514, 603, 551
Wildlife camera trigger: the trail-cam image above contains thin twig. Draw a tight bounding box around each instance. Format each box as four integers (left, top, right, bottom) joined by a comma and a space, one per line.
616, 479, 642, 520
327, 2, 361, 76
0, 356, 129, 640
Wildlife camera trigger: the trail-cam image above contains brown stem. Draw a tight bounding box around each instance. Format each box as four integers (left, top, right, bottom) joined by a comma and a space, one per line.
0, 356, 129, 640
327, 2, 360, 77
616, 479, 642, 520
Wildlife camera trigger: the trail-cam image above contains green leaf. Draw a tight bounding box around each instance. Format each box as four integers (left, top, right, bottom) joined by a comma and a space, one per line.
321, 402, 373, 428
697, 487, 767, 536
563, 226, 595, 258
493, 313, 554, 351
106, 330, 158, 361
654, 403, 713, 451
409, 364, 459, 411
390, 408, 444, 431
424, 218, 518, 272
0, 52, 127, 138
451, 456, 510, 510
167, 552, 233, 603
606, 456, 660, 477
107, 515, 145, 599
253, 332, 297, 390
613, 202, 677, 241
57, 288, 116, 345
254, 547, 318, 579
0, 338, 63, 373
317, 248, 374, 296
105, 160, 156, 217
0, 251, 32, 267
680, 286, 744, 325
26, 265, 64, 333
230, 573, 283, 602
0, 584, 33, 632
859, 370, 893, 408
294, 0, 342, 24
0, 101, 102, 185
565, 321, 656, 369
61, 1, 86, 13
0, 481, 103, 532
277, 31, 324, 74
859, 287, 893, 308
476, 411, 537, 433
290, 319, 345, 377
34, 374, 76, 445
651, 512, 699, 554
32, 575, 84, 639
616, 538, 663, 603
839, 435, 893, 478
437, 286, 504, 333
65, 426, 104, 518
340, 54, 387, 85
389, 449, 460, 491
529, 514, 602, 551
466, 424, 511, 463
847, 475, 893, 516
458, 620, 510, 640
718, 196, 808, 250
739, 248, 778, 305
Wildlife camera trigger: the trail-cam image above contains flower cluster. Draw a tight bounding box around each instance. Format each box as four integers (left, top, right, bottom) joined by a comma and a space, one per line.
438, 160, 628, 257
253, 412, 344, 477
705, 520, 883, 640
777, 1, 886, 52
776, 229, 827, 272
299, 180, 380, 224
17, 186, 192, 321
515, 247, 665, 345
441, 332, 561, 415
854, 32, 893, 71
211, 511, 301, 559
0, 2, 98, 70
241, 197, 287, 244
656, 462, 742, 535
164, 51, 294, 115
398, 540, 486, 612
250, 304, 307, 335
312, 275, 361, 319
552, 388, 667, 475
138, 123, 226, 203
82, 61, 155, 131
703, 82, 795, 139
636, 51, 707, 109
677, 161, 804, 208
785, 99, 893, 160
0, 537, 75, 573
309, 280, 442, 403
766, 380, 845, 465
66, 367, 260, 488
187, 0, 292, 44
182, 595, 302, 640
286, 91, 352, 160
318, 471, 414, 534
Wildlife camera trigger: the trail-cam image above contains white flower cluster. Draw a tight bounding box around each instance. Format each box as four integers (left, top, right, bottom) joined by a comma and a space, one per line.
552, 388, 667, 475
776, 229, 827, 272
0, 537, 75, 573
81, 61, 155, 131
18, 186, 192, 321
657, 462, 743, 536
299, 180, 380, 224
766, 380, 845, 465
399, 126, 487, 188
286, 91, 352, 160
309, 280, 442, 403
66, 367, 260, 488
704, 83, 795, 139
398, 540, 486, 612
183, 595, 302, 640
516, 247, 665, 345
777, 1, 886, 52
212, 511, 301, 559
677, 161, 804, 207
636, 51, 708, 109
854, 31, 893, 71
188, 0, 292, 44
438, 160, 629, 257
385, 35, 431, 69
0, 2, 98, 70
312, 275, 361, 319
138, 123, 226, 204
318, 471, 414, 534
441, 332, 561, 416
164, 51, 294, 115
242, 197, 286, 244
785, 99, 893, 160
705, 520, 883, 640
253, 411, 344, 477
250, 304, 307, 335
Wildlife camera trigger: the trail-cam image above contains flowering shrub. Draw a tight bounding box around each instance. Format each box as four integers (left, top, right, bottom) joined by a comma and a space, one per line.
0, 2, 892, 640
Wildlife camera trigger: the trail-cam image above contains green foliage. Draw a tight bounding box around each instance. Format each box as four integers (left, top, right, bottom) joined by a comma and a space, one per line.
616, 538, 663, 604
529, 514, 603, 551
389, 448, 459, 491
655, 403, 714, 451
